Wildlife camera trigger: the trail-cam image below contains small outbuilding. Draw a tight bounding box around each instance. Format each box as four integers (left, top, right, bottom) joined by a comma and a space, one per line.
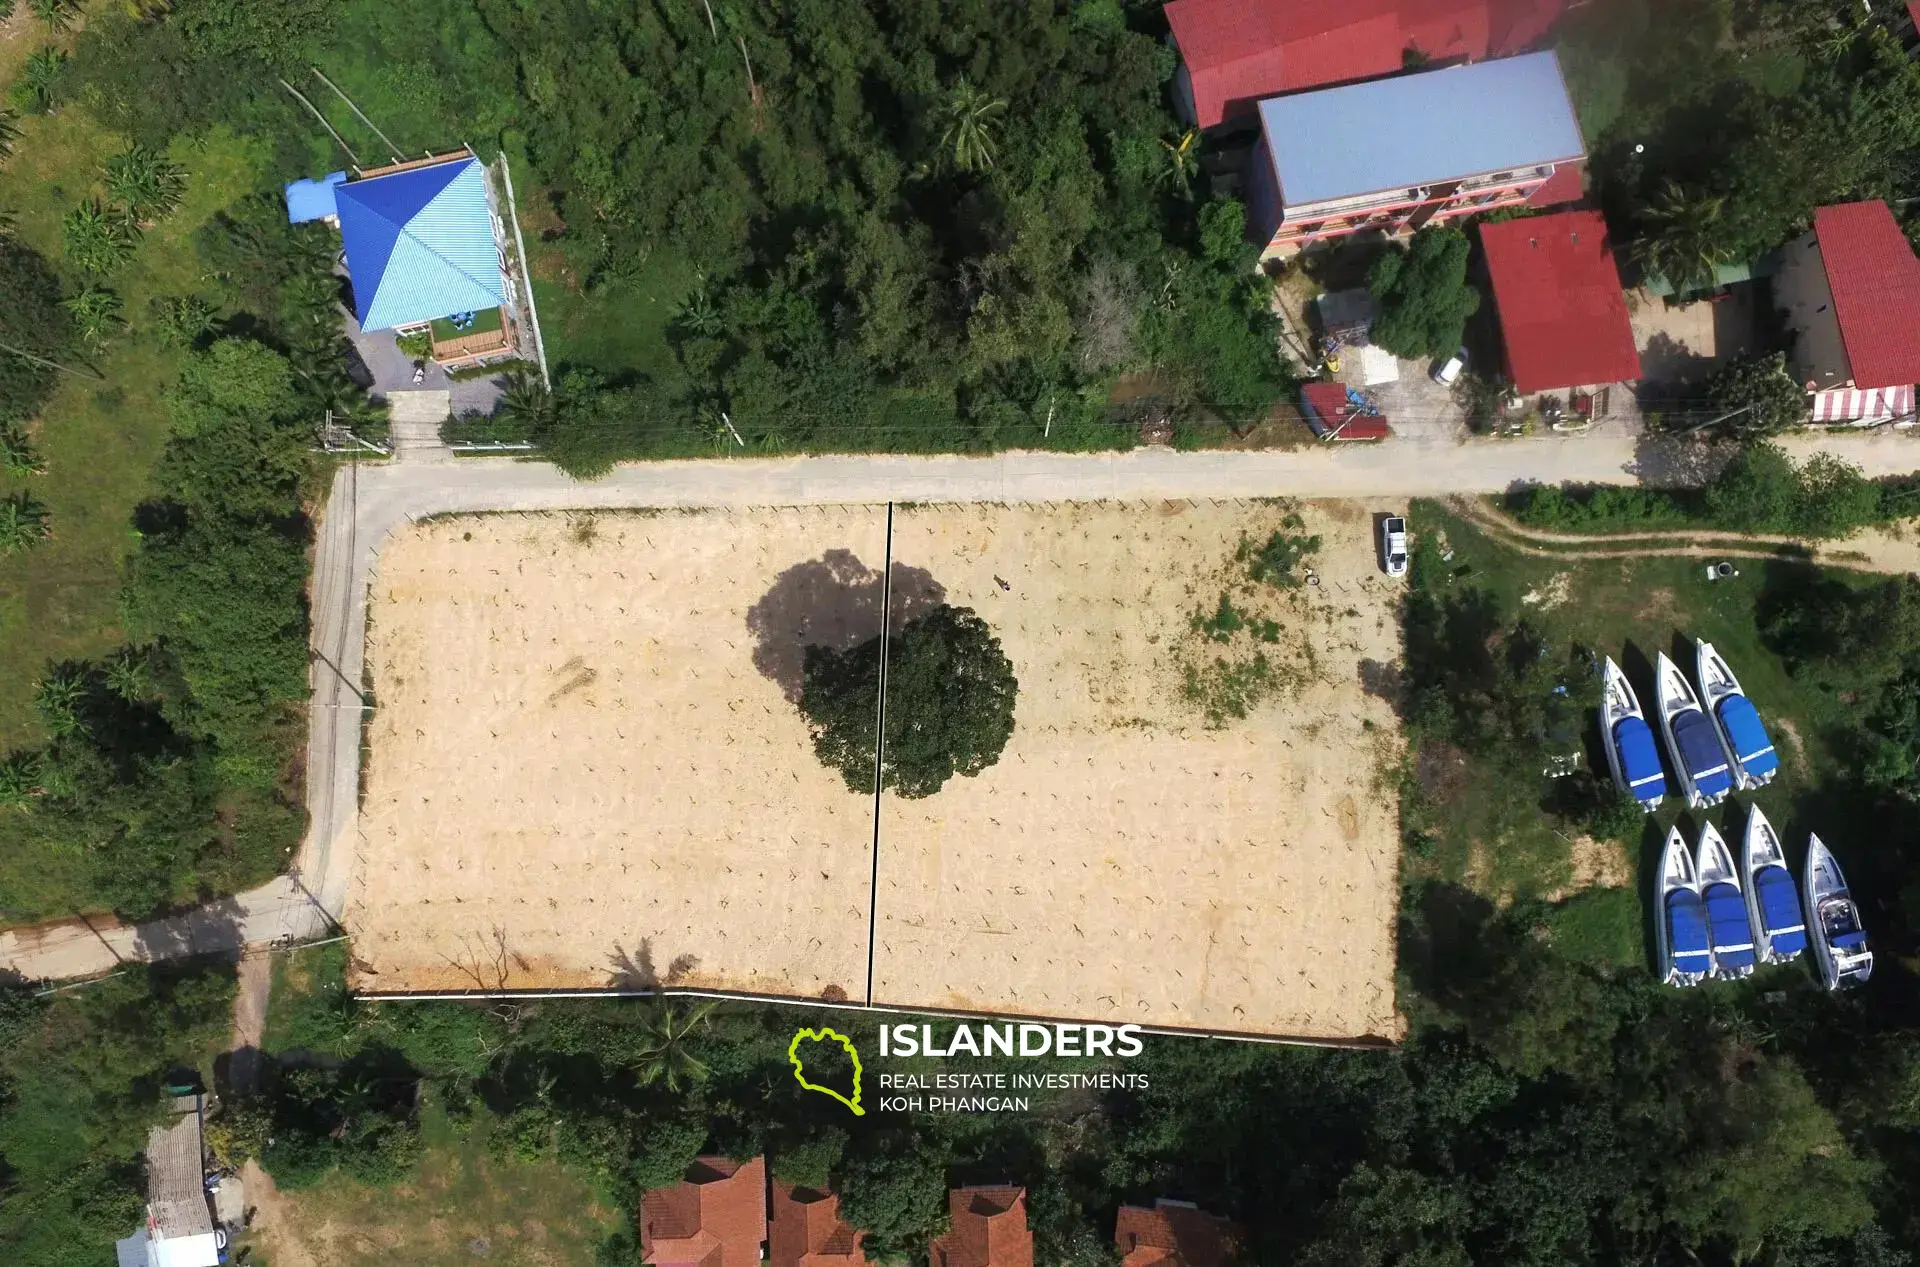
114, 1095, 221, 1267
1775, 200, 1920, 424
1299, 381, 1391, 439
283, 170, 346, 225
1480, 209, 1641, 397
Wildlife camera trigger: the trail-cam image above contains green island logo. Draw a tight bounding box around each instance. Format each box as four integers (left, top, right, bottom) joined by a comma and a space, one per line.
788, 1026, 865, 1115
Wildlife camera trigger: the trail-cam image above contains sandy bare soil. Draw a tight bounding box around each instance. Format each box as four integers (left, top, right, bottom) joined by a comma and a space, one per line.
873, 502, 1404, 1040
350, 509, 888, 997
350, 502, 1404, 1041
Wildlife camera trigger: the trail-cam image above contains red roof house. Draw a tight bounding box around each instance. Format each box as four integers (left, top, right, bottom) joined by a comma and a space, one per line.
1165, 0, 1566, 129
1777, 200, 1920, 421
1115, 1200, 1243, 1267
930, 1187, 1032, 1267
771, 1182, 869, 1267
1480, 210, 1641, 394
641, 1156, 769, 1267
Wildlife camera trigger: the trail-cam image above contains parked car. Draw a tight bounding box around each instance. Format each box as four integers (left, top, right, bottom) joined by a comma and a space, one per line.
1379, 516, 1409, 577
1431, 348, 1467, 385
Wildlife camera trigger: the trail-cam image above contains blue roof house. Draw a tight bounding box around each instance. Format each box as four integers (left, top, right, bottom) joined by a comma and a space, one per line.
334, 154, 508, 333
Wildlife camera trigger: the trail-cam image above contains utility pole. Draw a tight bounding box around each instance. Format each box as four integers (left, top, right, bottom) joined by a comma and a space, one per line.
720, 410, 745, 447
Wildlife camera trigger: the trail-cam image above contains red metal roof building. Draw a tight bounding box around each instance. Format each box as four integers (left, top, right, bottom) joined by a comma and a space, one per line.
1480, 210, 1641, 395
1299, 381, 1391, 439
1165, 0, 1566, 129
771, 1182, 869, 1267
1115, 1200, 1243, 1267
641, 1156, 769, 1267
930, 1187, 1033, 1267
1776, 200, 1920, 422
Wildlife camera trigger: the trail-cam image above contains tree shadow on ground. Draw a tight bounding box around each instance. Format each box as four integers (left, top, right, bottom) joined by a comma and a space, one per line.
746, 550, 946, 702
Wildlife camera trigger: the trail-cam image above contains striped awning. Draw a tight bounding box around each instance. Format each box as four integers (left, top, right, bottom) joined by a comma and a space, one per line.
1811, 384, 1914, 423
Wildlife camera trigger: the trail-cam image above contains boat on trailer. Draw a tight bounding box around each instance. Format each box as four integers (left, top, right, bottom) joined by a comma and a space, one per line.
1696, 821, 1756, 980
1804, 834, 1873, 991
1741, 805, 1806, 964
1656, 826, 1711, 987
1600, 656, 1668, 811
1654, 652, 1734, 809
1697, 640, 1780, 790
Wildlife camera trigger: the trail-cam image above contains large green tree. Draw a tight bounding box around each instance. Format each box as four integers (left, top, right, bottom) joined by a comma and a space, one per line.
800, 604, 1018, 798
1367, 227, 1480, 363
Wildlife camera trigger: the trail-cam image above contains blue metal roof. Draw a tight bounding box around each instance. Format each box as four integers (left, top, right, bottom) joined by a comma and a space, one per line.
1256, 51, 1584, 209
335, 156, 506, 331
285, 171, 347, 224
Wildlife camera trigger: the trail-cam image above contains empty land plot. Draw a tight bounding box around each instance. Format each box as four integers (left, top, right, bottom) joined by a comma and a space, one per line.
874, 501, 1404, 1041
349, 501, 1405, 1041
349, 509, 887, 996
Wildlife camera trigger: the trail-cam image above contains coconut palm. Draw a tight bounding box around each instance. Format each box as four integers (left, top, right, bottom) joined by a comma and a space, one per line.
62, 200, 135, 275
495, 370, 557, 439
1632, 180, 1730, 295
0, 753, 43, 811
1, 424, 43, 477
631, 1000, 718, 1093
32, 663, 86, 737
0, 493, 50, 556
105, 145, 187, 227
937, 79, 1008, 174
1159, 129, 1201, 196
28, 0, 80, 34
64, 285, 124, 346
19, 47, 65, 114
673, 274, 723, 336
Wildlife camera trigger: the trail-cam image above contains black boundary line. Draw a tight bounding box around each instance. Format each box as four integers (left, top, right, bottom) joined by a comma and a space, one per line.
864, 502, 894, 1006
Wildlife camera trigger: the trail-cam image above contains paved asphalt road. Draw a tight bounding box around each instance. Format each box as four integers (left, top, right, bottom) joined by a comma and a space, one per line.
5, 430, 1917, 981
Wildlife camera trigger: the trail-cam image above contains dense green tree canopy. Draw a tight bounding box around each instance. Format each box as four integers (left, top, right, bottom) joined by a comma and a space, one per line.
800, 604, 1017, 798
1366, 227, 1479, 363
0, 239, 77, 424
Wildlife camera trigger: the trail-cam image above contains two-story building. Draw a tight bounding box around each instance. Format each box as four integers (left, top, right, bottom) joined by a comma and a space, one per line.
1244, 51, 1585, 257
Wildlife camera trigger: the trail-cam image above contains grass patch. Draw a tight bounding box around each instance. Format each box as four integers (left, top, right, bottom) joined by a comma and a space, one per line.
245, 1101, 620, 1267
529, 243, 695, 381
430, 306, 502, 341
1544, 888, 1644, 968
1403, 499, 1875, 913
0, 118, 268, 748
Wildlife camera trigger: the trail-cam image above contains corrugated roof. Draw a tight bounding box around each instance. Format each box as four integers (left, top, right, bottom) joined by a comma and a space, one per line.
284, 171, 346, 224
1165, 0, 1566, 129
1257, 51, 1583, 208
1812, 201, 1920, 389
336, 156, 506, 332
1481, 210, 1641, 393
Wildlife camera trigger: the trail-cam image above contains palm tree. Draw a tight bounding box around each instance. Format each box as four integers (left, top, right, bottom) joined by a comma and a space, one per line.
19, 47, 65, 114
28, 0, 80, 34
1632, 180, 1729, 295
32, 663, 86, 737
104, 648, 151, 703
1159, 129, 1201, 196
0, 494, 51, 556
105, 145, 187, 227
0, 111, 20, 162
631, 1000, 718, 1093
937, 79, 1008, 174
0, 753, 43, 811
495, 370, 557, 439
62, 200, 135, 275
673, 274, 723, 336
64, 285, 124, 346
0, 424, 43, 478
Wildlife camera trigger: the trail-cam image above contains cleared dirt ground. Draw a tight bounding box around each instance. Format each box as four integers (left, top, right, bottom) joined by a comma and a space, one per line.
350, 501, 1404, 1041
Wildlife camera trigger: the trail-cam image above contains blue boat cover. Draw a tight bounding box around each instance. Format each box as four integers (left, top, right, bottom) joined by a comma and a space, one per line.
1672, 710, 1733, 800
1667, 889, 1711, 974
1703, 881, 1756, 969
1754, 865, 1806, 956
1613, 716, 1669, 803
1715, 695, 1779, 780
1834, 930, 1869, 950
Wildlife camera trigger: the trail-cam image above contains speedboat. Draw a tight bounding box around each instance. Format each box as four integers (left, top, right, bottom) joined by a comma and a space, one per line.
1656, 826, 1711, 987
1741, 805, 1805, 964
1804, 834, 1873, 990
1696, 821, 1756, 980
1600, 656, 1668, 811
1697, 640, 1780, 790
1654, 652, 1734, 809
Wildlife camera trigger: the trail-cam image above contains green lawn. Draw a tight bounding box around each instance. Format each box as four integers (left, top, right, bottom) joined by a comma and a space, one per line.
1403, 499, 1879, 968
0, 117, 270, 747
430, 305, 502, 341
529, 240, 695, 380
